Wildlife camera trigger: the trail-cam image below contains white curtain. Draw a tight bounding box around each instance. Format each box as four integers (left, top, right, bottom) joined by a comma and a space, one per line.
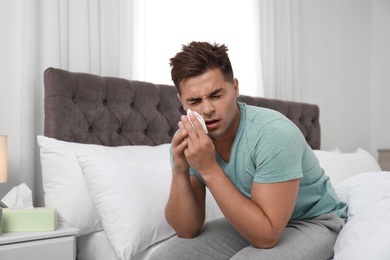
259, 0, 301, 101
0, 0, 135, 205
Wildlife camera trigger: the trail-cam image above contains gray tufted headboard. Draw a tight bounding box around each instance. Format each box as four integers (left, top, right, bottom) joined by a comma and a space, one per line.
43, 67, 321, 149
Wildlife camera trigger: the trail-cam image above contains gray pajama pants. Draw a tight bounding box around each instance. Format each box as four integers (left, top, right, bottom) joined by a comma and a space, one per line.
149, 213, 345, 260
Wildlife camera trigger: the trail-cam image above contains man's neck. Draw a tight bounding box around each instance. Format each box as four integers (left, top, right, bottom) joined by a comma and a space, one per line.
212, 108, 241, 162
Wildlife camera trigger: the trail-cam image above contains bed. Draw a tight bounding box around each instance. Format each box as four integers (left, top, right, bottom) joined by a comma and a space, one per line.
38, 67, 390, 260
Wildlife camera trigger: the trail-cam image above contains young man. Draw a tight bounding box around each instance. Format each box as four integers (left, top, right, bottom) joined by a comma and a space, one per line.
150, 41, 347, 260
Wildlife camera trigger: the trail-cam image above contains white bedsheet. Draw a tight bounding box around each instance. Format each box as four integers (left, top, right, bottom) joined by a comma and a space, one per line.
77, 171, 390, 260
77, 231, 172, 260
333, 171, 390, 260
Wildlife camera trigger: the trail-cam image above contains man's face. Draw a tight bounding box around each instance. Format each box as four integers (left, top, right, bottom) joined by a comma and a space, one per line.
178, 68, 240, 139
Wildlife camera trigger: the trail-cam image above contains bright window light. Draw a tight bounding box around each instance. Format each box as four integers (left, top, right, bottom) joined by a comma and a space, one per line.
133, 0, 263, 96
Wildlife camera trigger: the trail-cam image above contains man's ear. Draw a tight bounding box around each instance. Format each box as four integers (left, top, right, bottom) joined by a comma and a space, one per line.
233, 78, 240, 97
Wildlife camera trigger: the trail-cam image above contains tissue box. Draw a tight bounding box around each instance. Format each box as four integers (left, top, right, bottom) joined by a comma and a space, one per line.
1, 208, 57, 232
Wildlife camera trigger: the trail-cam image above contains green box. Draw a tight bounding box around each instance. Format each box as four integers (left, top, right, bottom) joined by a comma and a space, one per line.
1, 207, 57, 232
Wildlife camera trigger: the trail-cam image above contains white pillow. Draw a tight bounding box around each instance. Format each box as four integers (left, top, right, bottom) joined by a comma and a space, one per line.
38, 135, 102, 235
333, 171, 390, 259
325, 147, 342, 153
38, 135, 174, 236
313, 148, 381, 186
76, 147, 175, 259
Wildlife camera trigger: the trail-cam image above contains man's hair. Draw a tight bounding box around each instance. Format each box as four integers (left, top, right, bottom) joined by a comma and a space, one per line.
169, 41, 234, 94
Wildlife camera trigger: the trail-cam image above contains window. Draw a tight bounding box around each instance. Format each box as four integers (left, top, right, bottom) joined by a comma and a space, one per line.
132, 0, 263, 96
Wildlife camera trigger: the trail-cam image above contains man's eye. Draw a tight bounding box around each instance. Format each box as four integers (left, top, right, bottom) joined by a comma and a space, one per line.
211, 95, 222, 99
189, 100, 200, 105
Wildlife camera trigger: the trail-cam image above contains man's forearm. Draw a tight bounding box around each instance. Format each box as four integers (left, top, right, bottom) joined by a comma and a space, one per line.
165, 172, 205, 238
201, 165, 292, 249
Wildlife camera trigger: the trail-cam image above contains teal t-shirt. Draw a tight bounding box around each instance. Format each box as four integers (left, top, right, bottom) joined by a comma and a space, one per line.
188, 102, 347, 220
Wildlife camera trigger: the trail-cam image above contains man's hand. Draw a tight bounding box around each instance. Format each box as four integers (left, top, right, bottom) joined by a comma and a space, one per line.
171, 121, 190, 175
179, 114, 217, 175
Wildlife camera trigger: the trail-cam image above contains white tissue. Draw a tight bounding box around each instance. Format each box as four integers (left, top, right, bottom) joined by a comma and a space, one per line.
1, 183, 33, 209
187, 109, 208, 134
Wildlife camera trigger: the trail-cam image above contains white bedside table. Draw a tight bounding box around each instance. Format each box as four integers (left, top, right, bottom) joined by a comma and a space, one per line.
0, 225, 79, 260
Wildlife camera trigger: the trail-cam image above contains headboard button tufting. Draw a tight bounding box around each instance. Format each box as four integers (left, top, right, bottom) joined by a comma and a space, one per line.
43, 68, 320, 149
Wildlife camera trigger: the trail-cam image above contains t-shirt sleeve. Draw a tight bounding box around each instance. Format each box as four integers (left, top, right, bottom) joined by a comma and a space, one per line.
253, 119, 306, 183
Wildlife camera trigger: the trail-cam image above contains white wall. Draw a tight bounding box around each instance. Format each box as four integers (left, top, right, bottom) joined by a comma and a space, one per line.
0, 2, 36, 202
299, 0, 390, 158
370, 0, 390, 156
